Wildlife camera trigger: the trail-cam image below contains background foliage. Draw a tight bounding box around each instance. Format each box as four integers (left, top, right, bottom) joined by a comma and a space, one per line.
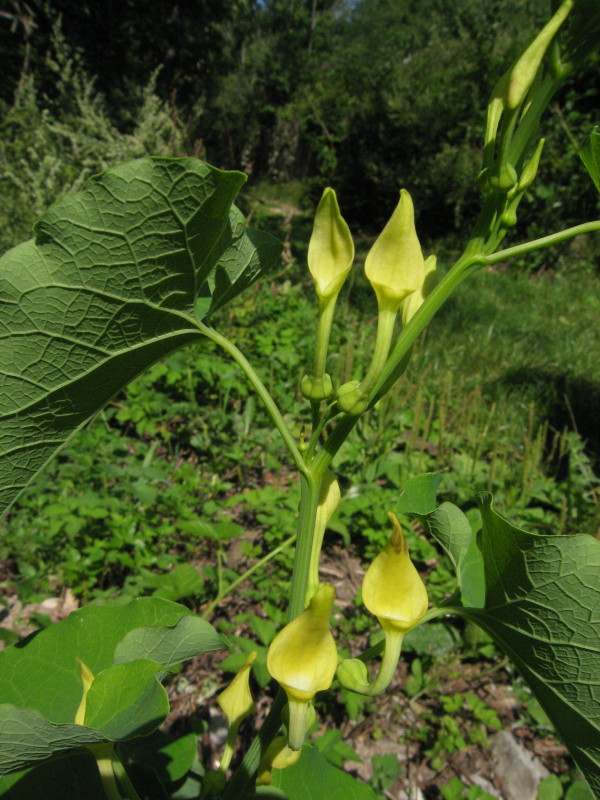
0, 1, 599, 797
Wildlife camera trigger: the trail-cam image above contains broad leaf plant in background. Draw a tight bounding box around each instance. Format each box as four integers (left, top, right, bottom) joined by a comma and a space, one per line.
0, 2, 599, 798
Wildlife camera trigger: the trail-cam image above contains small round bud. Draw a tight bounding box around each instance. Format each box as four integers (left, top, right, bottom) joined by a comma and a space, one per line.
301, 373, 333, 401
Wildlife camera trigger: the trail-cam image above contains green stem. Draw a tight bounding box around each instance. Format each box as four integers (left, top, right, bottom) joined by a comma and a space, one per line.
111, 756, 143, 800
197, 321, 306, 475
202, 534, 296, 619
219, 724, 239, 772
287, 698, 310, 750
312, 413, 360, 476
369, 257, 473, 409
288, 470, 322, 619
366, 630, 404, 696
91, 744, 125, 800
313, 295, 337, 379
358, 306, 398, 398
222, 472, 323, 797
478, 220, 600, 265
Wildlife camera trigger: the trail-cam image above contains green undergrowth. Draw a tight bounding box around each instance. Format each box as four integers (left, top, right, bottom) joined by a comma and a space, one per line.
1, 238, 598, 611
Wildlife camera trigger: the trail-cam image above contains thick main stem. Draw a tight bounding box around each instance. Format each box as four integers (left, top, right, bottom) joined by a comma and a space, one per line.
288, 470, 322, 619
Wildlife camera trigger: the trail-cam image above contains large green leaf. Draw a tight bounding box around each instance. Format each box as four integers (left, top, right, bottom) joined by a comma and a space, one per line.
0, 157, 281, 518
0, 706, 106, 774
457, 495, 600, 798
272, 746, 378, 799
0, 752, 106, 800
0, 598, 224, 774
580, 128, 600, 193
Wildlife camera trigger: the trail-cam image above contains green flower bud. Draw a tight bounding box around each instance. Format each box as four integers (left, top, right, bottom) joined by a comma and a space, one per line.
488, 163, 518, 192
336, 379, 367, 416
401, 255, 437, 327
301, 373, 333, 402
267, 583, 337, 749
364, 189, 425, 313
517, 138, 545, 192
337, 657, 370, 695
362, 512, 428, 634
217, 650, 256, 728
505, 0, 572, 110
501, 139, 545, 230
308, 188, 354, 299
201, 769, 226, 799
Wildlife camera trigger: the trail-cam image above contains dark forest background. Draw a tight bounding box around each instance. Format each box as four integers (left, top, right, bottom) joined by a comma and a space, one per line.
1, 0, 598, 254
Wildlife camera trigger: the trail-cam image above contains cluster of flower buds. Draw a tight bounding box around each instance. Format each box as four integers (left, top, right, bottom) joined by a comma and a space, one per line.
303, 184, 436, 417
211, 508, 429, 787
479, 0, 572, 232
261, 514, 428, 763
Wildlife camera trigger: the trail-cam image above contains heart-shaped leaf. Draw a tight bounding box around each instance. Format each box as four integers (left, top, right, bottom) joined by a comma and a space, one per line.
0, 157, 281, 518
0, 598, 224, 774
455, 494, 600, 797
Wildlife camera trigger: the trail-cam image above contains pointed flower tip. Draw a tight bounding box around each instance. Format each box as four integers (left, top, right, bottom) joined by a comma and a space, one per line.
505, 0, 572, 110
365, 188, 425, 312
362, 515, 428, 634
267, 582, 337, 702
217, 650, 257, 726
308, 187, 354, 299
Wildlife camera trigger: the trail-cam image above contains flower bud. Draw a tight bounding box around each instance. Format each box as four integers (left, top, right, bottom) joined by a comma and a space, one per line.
267, 583, 337, 749
217, 650, 256, 728
301, 373, 333, 402
256, 736, 301, 786
336, 379, 367, 416
517, 138, 545, 193
336, 657, 370, 695
362, 512, 428, 633
308, 188, 354, 299
505, 0, 572, 110
364, 190, 425, 313
401, 255, 437, 327
75, 658, 94, 726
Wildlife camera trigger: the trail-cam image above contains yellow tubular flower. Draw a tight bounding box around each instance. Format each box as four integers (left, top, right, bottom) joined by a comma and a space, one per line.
308, 188, 354, 299
217, 651, 257, 772
267, 583, 337, 749
362, 512, 428, 634
217, 650, 256, 727
364, 189, 425, 314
